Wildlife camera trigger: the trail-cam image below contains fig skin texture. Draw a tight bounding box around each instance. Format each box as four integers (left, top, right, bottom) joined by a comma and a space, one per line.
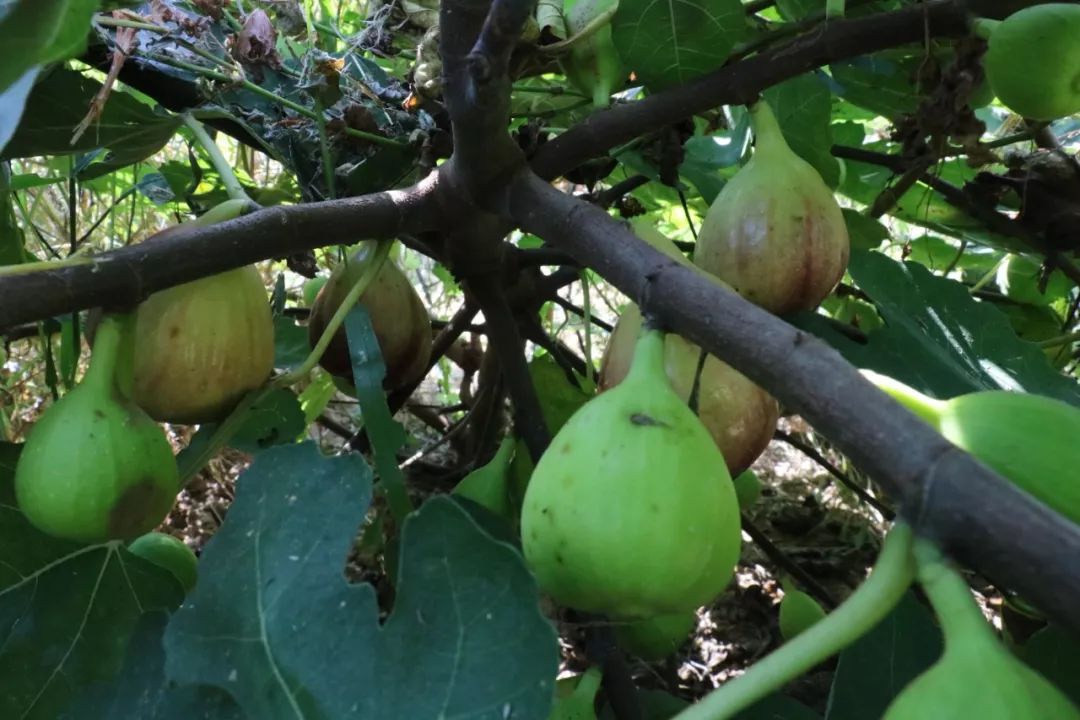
982, 4, 1080, 121
599, 304, 779, 479
308, 243, 432, 392
521, 326, 742, 619
132, 264, 275, 424
128, 531, 198, 593
694, 99, 850, 315
15, 314, 180, 544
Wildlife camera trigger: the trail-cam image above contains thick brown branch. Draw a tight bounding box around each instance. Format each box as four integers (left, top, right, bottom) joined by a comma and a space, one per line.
507, 169, 1080, 636
529, 0, 971, 182
0, 178, 442, 331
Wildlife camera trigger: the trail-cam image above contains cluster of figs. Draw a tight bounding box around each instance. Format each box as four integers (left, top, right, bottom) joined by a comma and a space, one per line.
12, 200, 435, 559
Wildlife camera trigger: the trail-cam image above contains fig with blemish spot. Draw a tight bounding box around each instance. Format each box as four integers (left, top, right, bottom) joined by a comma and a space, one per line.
521, 323, 742, 619
15, 313, 179, 544
694, 99, 850, 315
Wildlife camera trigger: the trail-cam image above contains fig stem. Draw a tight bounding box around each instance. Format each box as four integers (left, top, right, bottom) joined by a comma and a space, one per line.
825, 0, 845, 19
182, 114, 253, 205
746, 99, 789, 161
85, 312, 138, 397
859, 370, 946, 429
912, 538, 995, 650
672, 522, 916, 720
624, 326, 668, 388
276, 240, 394, 387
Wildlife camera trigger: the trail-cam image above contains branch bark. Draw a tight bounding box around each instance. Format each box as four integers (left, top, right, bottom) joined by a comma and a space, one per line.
0, 177, 441, 330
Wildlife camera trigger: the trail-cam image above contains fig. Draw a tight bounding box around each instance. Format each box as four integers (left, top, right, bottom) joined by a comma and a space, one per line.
614, 609, 698, 661
778, 578, 826, 641
865, 371, 1080, 525
548, 667, 602, 720
521, 324, 742, 619
883, 539, 1080, 719
732, 469, 763, 510
451, 435, 516, 522
308, 242, 432, 393
128, 531, 198, 593
560, 0, 624, 108
127, 200, 275, 424
996, 254, 1073, 306
694, 99, 850, 315
14, 313, 180, 543
599, 304, 779, 479
980, 4, 1080, 121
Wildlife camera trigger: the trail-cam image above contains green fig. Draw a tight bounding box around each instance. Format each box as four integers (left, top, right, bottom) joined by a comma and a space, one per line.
451, 435, 517, 522
614, 609, 698, 661
560, 0, 624, 108
549, 667, 602, 720
308, 242, 432, 393
732, 469, 763, 510
980, 4, 1080, 121
694, 99, 850, 315
996, 254, 1074, 307
883, 539, 1080, 719
599, 304, 779, 479
128, 531, 198, 593
128, 200, 275, 424
778, 578, 827, 641
15, 313, 180, 543
864, 371, 1080, 525
521, 324, 742, 619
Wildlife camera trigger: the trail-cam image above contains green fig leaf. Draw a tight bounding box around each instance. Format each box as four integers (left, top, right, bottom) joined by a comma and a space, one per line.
62, 613, 243, 720
611, 0, 746, 92
791, 250, 1080, 405
0, 443, 185, 720
164, 442, 560, 719
736, 694, 822, 719
762, 72, 840, 188
1, 68, 182, 178
828, 52, 922, 120
842, 209, 891, 251
272, 314, 312, 372
680, 114, 752, 205
0, 0, 96, 96
824, 591, 942, 720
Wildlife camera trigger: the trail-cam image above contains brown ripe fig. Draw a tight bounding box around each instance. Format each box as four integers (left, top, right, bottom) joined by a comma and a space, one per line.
599, 304, 779, 478
132, 264, 275, 424
308, 243, 432, 392
694, 99, 850, 315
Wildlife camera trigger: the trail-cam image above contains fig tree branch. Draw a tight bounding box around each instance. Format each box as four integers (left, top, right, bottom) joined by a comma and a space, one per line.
505, 168, 1080, 636
528, 0, 971, 182
0, 178, 441, 330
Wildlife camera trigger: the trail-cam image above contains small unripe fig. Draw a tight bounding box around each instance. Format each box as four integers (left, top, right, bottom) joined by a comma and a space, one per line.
732, 469, 763, 510
981, 4, 1080, 121
451, 435, 517, 523
521, 324, 742, 619
694, 99, 850, 315
865, 372, 1080, 526
778, 578, 826, 641
560, 0, 624, 108
600, 305, 779, 479
15, 314, 179, 543
128, 531, 198, 593
548, 667, 602, 720
614, 609, 698, 661
308, 243, 432, 392
132, 264, 275, 424
883, 540, 1080, 719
